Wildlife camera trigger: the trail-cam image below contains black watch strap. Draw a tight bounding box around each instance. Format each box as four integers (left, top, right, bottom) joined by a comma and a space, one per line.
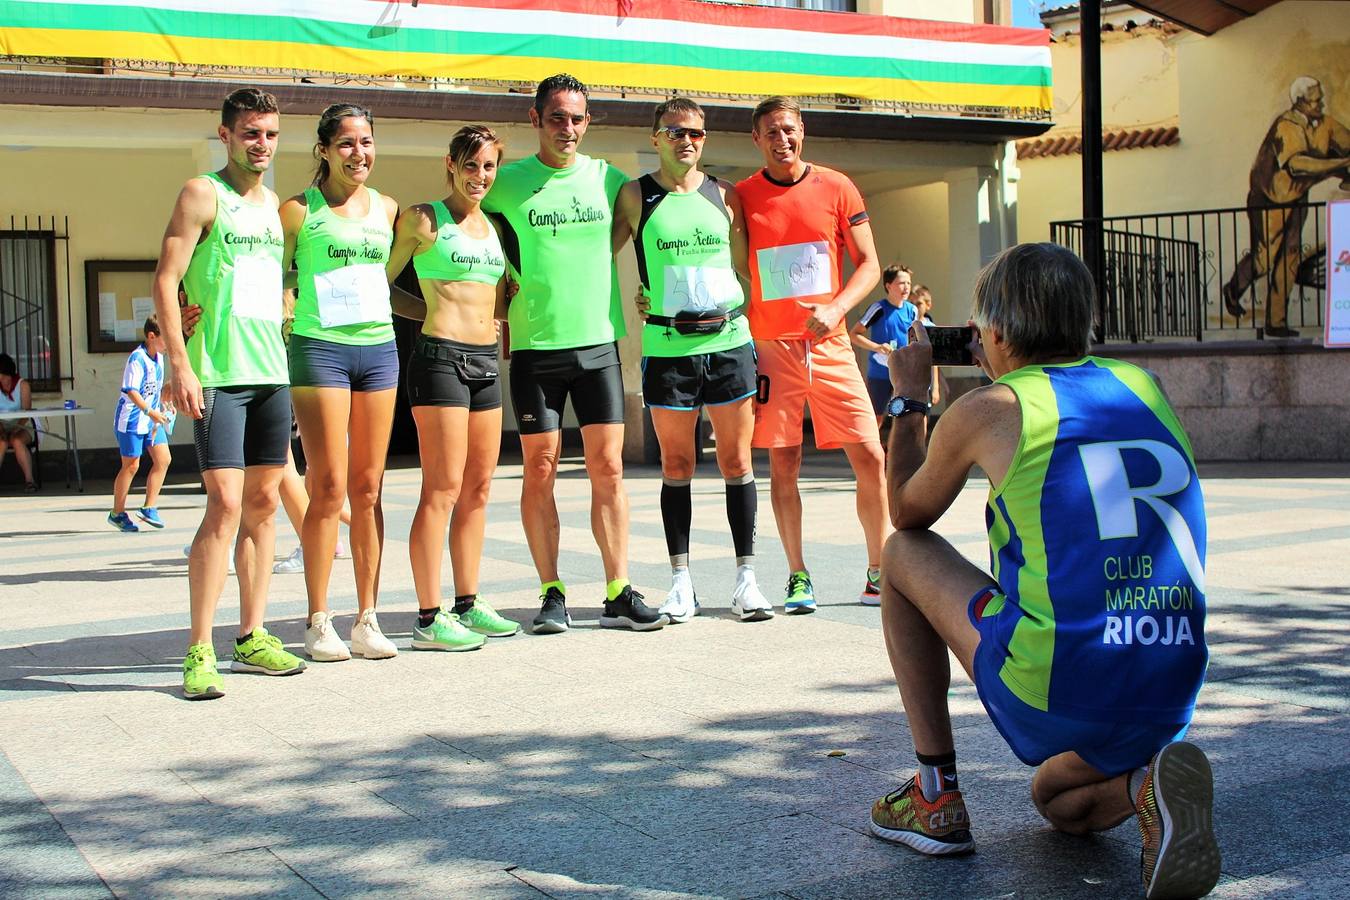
886, 396, 930, 418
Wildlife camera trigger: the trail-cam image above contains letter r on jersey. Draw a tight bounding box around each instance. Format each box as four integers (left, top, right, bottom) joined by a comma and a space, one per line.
1078, 440, 1204, 589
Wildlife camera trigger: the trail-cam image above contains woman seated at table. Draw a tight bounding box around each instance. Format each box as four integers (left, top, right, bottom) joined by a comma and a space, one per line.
0, 352, 37, 491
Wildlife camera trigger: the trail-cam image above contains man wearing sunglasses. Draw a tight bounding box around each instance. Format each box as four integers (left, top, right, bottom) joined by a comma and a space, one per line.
613, 98, 775, 625
737, 96, 887, 615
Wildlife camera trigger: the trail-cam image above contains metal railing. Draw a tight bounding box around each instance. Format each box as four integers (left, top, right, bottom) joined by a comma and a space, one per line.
1052, 202, 1326, 342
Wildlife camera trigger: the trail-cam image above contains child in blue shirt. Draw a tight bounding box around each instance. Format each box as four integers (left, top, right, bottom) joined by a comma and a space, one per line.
108, 317, 172, 532
851, 264, 918, 422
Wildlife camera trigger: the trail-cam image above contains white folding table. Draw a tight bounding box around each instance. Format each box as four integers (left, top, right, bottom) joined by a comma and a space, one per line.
0, 406, 94, 491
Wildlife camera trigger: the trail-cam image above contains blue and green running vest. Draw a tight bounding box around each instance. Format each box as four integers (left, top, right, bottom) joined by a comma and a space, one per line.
983, 356, 1207, 723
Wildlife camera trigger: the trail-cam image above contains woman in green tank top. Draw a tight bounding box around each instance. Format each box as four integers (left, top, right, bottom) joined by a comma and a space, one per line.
279, 103, 401, 663
383, 125, 520, 649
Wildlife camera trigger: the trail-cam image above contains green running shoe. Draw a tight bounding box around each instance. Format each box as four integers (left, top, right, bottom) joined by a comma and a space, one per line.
411, 610, 486, 652
784, 570, 817, 614
457, 598, 520, 637
182, 642, 224, 701
230, 627, 307, 675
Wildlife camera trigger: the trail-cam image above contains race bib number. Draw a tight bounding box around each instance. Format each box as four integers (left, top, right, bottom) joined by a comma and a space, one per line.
230, 254, 283, 322
661, 265, 743, 315
756, 241, 831, 301
314, 264, 391, 329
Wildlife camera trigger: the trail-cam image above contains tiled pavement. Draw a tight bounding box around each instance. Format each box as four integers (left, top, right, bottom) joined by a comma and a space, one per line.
1, 455, 1348, 898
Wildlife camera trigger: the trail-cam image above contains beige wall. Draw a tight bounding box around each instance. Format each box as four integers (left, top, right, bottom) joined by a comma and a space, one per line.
865, 0, 975, 24
868, 182, 953, 317
0, 103, 1000, 453
1017, 1, 1350, 240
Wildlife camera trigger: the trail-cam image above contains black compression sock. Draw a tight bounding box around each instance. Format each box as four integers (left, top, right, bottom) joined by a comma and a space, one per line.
452, 594, 476, 615
661, 478, 692, 558
725, 475, 757, 559
417, 607, 440, 627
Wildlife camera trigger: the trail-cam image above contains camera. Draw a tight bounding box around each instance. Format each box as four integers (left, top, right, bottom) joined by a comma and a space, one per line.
925, 325, 977, 367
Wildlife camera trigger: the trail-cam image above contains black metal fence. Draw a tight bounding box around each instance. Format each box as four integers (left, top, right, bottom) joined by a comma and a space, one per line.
0, 216, 70, 391
1051, 202, 1326, 342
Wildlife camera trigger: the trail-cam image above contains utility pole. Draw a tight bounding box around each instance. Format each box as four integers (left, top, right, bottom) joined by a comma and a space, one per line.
1081, 0, 1106, 342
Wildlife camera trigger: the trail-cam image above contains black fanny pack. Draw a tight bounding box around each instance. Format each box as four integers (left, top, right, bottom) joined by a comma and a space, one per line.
416, 340, 499, 381
648, 306, 743, 336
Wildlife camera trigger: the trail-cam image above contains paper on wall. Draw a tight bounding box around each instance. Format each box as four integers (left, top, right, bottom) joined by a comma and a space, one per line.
131, 296, 154, 324
99, 292, 117, 339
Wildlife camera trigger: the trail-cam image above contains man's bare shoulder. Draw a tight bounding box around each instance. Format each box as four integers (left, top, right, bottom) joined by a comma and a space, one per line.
936, 381, 1021, 485
615, 179, 643, 216
178, 175, 217, 206
945, 381, 1018, 426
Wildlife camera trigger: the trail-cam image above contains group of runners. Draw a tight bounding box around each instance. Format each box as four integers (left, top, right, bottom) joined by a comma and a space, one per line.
146, 74, 1222, 899
154, 76, 893, 701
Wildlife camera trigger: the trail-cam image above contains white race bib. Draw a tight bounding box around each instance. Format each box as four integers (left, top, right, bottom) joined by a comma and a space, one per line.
230, 255, 283, 322
314, 264, 391, 329
756, 241, 831, 301
661, 265, 743, 315
872, 347, 893, 368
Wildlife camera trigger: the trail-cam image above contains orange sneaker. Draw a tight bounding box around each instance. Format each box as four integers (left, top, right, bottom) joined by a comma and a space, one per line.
869, 775, 975, 855
1135, 741, 1221, 899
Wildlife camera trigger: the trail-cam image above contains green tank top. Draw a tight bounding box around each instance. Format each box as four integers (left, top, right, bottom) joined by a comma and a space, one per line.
181, 172, 289, 387
634, 174, 749, 358
292, 186, 395, 346
412, 201, 506, 286
482, 153, 629, 351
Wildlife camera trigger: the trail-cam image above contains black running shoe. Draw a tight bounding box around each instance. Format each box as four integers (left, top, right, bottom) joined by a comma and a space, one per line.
531, 587, 571, 635
599, 585, 667, 631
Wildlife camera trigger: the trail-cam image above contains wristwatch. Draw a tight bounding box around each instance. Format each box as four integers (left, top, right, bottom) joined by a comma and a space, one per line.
885, 395, 930, 418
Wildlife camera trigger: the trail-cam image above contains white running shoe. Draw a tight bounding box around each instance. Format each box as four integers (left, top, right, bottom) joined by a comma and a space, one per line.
304, 611, 351, 661
350, 609, 398, 659
659, 570, 699, 624
731, 570, 775, 622
273, 546, 304, 574
183, 544, 234, 575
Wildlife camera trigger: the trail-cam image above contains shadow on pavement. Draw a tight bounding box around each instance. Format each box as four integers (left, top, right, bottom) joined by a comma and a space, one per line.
0, 587, 1345, 896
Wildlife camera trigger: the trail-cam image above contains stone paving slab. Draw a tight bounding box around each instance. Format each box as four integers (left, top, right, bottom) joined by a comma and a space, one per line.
0, 459, 1347, 897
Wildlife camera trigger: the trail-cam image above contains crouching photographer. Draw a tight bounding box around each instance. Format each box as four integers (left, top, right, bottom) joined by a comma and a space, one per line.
869, 242, 1219, 900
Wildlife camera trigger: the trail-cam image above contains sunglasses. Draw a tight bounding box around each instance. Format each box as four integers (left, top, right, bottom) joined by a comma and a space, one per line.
657, 126, 707, 142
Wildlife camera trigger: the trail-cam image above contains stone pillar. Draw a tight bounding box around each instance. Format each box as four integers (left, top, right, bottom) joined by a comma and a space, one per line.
945, 157, 1015, 312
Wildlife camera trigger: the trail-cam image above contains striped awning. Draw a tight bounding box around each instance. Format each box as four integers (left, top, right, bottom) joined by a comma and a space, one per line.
0, 0, 1052, 115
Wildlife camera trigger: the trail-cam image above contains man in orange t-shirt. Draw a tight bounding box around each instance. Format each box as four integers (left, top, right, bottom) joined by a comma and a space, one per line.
737, 95, 888, 613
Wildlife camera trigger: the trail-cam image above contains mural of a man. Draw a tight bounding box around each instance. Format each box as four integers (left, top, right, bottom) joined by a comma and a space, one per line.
1223, 76, 1350, 337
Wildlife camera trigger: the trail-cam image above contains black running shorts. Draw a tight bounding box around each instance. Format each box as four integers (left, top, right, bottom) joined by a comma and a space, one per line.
641, 341, 757, 411
407, 335, 502, 412
193, 384, 291, 470
508, 342, 624, 434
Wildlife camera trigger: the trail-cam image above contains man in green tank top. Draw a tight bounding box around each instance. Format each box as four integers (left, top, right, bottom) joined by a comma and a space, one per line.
483, 74, 665, 634
612, 97, 773, 625
153, 88, 306, 701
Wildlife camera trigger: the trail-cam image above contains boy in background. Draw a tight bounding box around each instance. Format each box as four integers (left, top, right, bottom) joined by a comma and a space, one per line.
108, 316, 172, 532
